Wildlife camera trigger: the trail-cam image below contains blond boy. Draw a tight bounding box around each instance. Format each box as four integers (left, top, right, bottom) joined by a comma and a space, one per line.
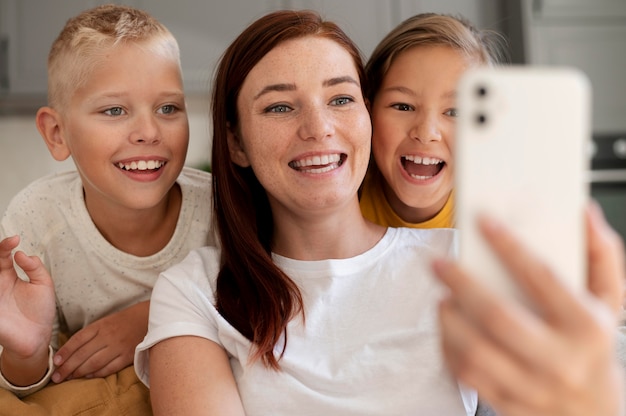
0, 4, 213, 414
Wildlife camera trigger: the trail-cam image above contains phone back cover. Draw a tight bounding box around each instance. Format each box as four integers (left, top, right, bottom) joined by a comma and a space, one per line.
455, 66, 591, 302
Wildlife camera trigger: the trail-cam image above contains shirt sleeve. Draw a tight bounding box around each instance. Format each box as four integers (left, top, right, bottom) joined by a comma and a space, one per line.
134, 247, 222, 387
0, 345, 55, 397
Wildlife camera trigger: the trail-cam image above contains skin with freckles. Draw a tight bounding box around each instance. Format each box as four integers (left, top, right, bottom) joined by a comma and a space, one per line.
230, 36, 373, 257
147, 12, 392, 414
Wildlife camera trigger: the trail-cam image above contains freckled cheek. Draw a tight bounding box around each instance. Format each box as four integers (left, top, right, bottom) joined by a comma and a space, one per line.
353, 112, 372, 143
353, 117, 372, 170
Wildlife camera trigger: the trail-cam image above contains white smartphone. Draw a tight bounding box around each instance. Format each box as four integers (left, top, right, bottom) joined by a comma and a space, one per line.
455, 66, 591, 304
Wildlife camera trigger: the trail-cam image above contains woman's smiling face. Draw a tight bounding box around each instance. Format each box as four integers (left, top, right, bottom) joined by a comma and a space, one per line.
229, 35, 372, 219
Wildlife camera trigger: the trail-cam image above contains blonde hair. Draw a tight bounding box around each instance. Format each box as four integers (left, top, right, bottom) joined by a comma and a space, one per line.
365, 13, 508, 102
47, 4, 181, 109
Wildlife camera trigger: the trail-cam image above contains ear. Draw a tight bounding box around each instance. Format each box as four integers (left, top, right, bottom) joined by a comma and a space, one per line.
36, 106, 71, 161
226, 127, 251, 168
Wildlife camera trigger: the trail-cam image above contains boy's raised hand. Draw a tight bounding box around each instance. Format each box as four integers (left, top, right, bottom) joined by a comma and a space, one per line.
0, 235, 55, 356
51, 300, 149, 382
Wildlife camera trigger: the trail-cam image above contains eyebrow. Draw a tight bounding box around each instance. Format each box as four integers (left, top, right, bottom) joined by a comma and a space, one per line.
253, 76, 360, 100
380, 85, 457, 100
87, 90, 185, 102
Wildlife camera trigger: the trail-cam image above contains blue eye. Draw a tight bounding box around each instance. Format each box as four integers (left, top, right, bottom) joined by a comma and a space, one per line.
267, 104, 292, 113
158, 105, 177, 115
444, 108, 458, 117
331, 96, 354, 106
104, 107, 125, 116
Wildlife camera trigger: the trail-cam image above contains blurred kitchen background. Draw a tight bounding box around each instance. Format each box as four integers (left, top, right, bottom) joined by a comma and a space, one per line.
1, 0, 625, 240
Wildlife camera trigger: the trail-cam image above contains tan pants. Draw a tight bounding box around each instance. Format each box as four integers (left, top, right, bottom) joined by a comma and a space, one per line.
0, 366, 151, 416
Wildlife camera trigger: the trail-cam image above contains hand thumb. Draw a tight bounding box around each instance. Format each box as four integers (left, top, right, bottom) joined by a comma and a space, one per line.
13, 251, 53, 288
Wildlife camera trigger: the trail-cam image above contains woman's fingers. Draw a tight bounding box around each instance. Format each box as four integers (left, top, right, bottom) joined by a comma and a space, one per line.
433, 258, 558, 370
585, 201, 625, 315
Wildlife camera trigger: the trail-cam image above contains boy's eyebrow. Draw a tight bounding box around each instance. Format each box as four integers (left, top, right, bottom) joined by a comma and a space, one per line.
87, 90, 185, 101
253, 76, 359, 100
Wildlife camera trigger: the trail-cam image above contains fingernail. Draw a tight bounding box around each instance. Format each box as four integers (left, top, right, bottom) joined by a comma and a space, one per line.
52, 372, 61, 383
53, 355, 62, 365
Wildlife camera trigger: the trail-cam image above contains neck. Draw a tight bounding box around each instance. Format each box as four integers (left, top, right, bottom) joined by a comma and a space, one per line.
384, 183, 451, 224
270, 198, 386, 260
85, 184, 182, 256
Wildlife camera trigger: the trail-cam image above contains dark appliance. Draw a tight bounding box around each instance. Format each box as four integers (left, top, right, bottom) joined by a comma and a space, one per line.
590, 133, 626, 244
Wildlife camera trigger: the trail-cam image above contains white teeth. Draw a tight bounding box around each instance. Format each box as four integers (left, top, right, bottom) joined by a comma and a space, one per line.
118, 160, 164, 171
409, 174, 434, 180
291, 154, 341, 168
403, 155, 443, 165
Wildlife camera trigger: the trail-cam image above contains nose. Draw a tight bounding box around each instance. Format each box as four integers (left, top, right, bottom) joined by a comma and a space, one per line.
410, 112, 442, 143
130, 113, 161, 145
297, 105, 335, 141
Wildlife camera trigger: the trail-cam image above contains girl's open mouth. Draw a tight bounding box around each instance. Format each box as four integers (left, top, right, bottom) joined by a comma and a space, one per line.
401, 155, 444, 180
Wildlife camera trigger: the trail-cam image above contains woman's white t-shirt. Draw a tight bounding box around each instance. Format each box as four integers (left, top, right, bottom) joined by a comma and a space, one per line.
135, 227, 476, 415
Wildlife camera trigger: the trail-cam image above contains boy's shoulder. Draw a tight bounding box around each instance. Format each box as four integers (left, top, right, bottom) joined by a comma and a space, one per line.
178, 166, 212, 186
5, 170, 80, 211
1, 170, 81, 240
177, 166, 212, 197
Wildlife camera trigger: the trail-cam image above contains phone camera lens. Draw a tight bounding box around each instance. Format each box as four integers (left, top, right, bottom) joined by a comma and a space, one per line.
476, 86, 487, 97
476, 114, 487, 125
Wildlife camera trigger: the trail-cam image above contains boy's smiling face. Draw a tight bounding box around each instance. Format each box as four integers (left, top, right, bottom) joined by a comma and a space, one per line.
58, 41, 189, 215
371, 45, 476, 223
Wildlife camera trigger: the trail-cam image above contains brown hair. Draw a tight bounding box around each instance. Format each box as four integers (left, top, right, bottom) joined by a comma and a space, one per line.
365, 12, 507, 104
211, 9, 365, 369
47, 4, 180, 109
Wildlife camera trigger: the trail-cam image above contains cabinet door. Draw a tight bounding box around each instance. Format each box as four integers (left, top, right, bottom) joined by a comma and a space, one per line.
0, 0, 279, 96
532, 0, 626, 18
0, 0, 118, 95
527, 24, 626, 133
139, 0, 281, 94
283, 0, 394, 59
286, 0, 504, 59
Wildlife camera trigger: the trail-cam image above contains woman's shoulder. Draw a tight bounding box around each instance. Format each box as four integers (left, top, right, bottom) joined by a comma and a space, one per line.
159, 245, 222, 292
